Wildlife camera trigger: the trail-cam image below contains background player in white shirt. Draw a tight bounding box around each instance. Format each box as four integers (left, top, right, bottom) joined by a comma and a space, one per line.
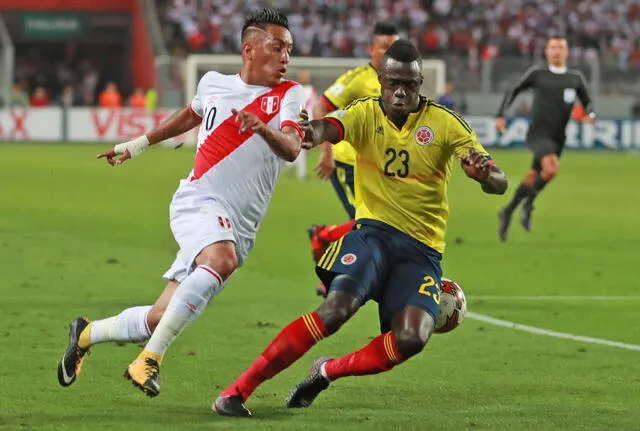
56, 9, 306, 399
286, 69, 317, 179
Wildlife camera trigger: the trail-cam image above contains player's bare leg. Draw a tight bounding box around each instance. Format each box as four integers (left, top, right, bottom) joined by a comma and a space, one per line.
57, 280, 179, 387
214, 286, 361, 417
521, 154, 558, 231
147, 281, 181, 332
499, 169, 537, 241
126, 241, 237, 397
287, 306, 433, 408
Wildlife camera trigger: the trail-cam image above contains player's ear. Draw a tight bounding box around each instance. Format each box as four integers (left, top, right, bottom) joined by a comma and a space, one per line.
242, 41, 253, 60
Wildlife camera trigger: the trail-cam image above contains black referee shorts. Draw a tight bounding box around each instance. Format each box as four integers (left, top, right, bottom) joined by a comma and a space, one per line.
526, 135, 564, 171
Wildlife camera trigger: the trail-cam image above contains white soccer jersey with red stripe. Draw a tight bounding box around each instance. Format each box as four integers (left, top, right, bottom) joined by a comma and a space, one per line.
176, 71, 305, 241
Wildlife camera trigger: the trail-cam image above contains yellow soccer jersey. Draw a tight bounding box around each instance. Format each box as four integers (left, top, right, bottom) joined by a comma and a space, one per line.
320, 63, 380, 165
325, 97, 493, 253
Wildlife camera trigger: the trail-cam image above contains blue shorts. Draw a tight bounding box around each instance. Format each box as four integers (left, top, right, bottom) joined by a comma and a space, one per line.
329, 161, 356, 219
316, 219, 443, 333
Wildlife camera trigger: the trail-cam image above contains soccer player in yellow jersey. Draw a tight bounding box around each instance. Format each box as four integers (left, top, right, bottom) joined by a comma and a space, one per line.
308, 23, 399, 296
214, 40, 508, 417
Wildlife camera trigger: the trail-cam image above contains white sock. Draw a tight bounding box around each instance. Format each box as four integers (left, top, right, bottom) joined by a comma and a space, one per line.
320, 362, 329, 380
90, 305, 152, 345
145, 265, 223, 355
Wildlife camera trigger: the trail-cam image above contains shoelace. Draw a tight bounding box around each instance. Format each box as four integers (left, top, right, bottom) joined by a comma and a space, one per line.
144, 358, 159, 378
74, 346, 89, 363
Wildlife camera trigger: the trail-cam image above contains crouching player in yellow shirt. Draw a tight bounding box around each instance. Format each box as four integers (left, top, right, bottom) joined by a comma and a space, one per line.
309, 22, 398, 297
213, 39, 508, 417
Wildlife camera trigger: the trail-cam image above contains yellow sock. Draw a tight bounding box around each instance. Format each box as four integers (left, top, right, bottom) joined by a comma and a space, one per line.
138, 349, 163, 365
78, 322, 93, 350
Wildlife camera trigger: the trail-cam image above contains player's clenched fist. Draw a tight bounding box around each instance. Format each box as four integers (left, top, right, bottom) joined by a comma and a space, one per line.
461, 148, 491, 181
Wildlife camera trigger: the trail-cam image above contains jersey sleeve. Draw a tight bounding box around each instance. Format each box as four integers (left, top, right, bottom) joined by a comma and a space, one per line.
447, 113, 494, 162
325, 98, 370, 151
575, 71, 595, 116
191, 72, 215, 118
190, 93, 203, 118
496, 65, 539, 116
321, 72, 360, 111
279, 84, 306, 139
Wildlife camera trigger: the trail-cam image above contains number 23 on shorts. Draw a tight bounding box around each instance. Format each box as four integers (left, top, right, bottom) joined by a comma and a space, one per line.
418, 276, 440, 304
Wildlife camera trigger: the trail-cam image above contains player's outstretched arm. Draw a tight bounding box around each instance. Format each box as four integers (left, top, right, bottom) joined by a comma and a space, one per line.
461, 149, 508, 195
232, 108, 302, 162
495, 66, 537, 131
576, 73, 596, 124
97, 105, 202, 166
299, 119, 341, 149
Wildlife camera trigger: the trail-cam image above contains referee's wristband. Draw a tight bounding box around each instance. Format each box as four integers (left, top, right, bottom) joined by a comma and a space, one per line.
114, 135, 150, 158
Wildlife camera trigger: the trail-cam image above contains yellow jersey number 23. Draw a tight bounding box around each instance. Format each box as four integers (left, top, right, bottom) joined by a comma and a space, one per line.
384, 148, 410, 178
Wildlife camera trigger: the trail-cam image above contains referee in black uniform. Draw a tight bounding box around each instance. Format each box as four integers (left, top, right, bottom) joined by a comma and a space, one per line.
496, 36, 595, 242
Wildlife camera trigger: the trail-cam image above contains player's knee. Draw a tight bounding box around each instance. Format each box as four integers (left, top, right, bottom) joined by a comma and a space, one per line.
316, 289, 361, 335
541, 157, 559, 181
393, 327, 429, 359
541, 165, 558, 181
196, 241, 238, 280
146, 308, 163, 332
523, 169, 537, 187
317, 307, 350, 335
147, 279, 179, 332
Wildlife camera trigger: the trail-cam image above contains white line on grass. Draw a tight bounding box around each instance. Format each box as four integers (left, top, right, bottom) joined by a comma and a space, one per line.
467, 312, 640, 351
470, 295, 640, 301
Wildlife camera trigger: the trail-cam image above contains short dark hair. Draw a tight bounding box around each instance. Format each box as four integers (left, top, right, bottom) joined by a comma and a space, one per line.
373, 22, 398, 36
383, 39, 421, 65
547, 34, 566, 41
242, 8, 289, 38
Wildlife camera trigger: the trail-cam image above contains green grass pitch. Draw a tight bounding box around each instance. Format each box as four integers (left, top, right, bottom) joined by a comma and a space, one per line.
0, 143, 638, 430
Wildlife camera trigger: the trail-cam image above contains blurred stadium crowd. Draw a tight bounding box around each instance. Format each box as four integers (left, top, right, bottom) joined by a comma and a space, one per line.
10, 44, 155, 109
159, 0, 640, 67
9, 0, 640, 107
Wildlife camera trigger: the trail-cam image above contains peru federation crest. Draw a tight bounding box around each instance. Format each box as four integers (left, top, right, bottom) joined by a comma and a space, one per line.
261, 96, 280, 114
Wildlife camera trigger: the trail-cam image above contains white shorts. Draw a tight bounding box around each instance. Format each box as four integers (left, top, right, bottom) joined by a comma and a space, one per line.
161, 193, 254, 283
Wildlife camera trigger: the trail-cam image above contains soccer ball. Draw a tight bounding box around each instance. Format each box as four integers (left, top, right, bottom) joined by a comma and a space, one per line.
435, 278, 467, 333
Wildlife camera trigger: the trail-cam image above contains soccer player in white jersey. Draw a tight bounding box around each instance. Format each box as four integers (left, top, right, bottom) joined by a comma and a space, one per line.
56, 9, 306, 398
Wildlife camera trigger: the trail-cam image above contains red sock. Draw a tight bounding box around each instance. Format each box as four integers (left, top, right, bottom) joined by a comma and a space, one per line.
221, 312, 328, 401
324, 331, 403, 381
319, 219, 355, 242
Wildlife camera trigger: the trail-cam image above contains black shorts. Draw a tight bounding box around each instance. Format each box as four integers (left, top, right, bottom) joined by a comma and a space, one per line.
329, 161, 356, 219
316, 219, 443, 333
527, 135, 564, 171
